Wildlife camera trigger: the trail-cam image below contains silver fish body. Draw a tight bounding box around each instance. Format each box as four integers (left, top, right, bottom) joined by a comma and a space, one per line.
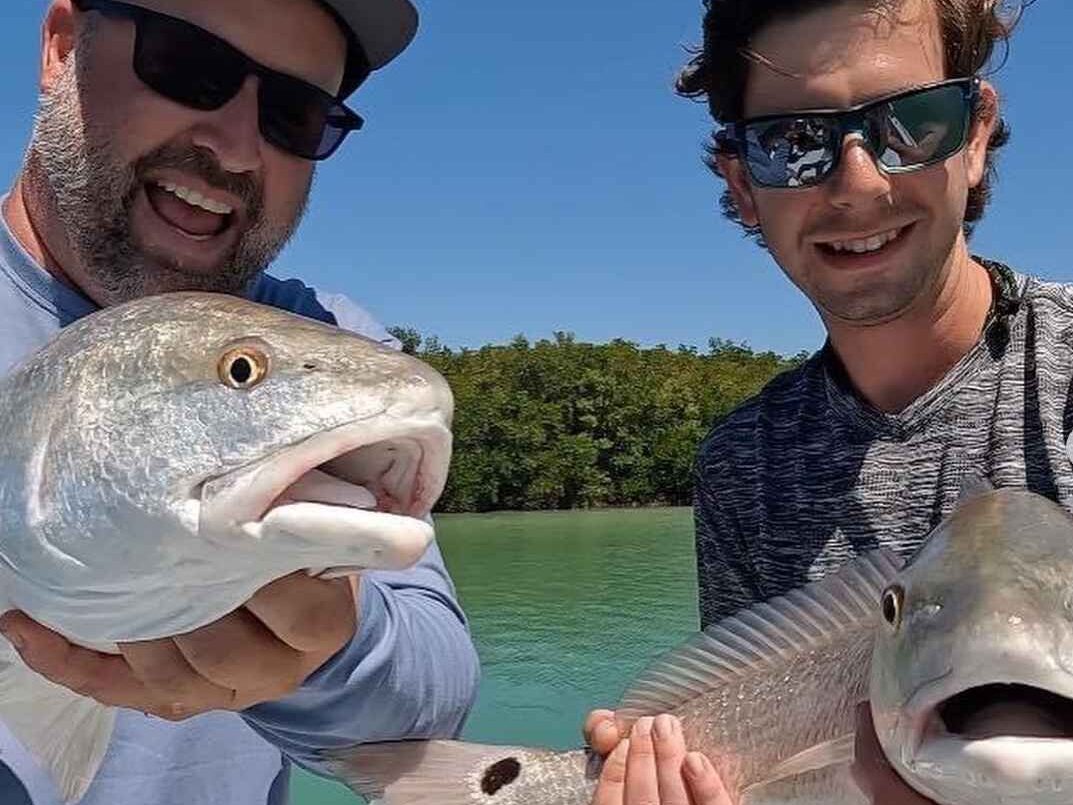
0, 292, 454, 799
333, 486, 1073, 805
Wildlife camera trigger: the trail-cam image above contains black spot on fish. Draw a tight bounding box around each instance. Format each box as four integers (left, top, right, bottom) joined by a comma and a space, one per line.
481, 757, 521, 795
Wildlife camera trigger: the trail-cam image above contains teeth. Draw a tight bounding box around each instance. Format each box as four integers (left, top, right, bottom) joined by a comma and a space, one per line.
155, 181, 234, 215
827, 228, 902, 254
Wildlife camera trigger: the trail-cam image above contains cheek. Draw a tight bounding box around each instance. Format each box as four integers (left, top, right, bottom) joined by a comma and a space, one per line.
754, 193, 811, 253
261, 152, 314, 219
903, 162, 963, 224
81, 72, 193, 164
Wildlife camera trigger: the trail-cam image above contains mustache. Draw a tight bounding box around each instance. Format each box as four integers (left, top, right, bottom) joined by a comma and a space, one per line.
131, 144, 263, 215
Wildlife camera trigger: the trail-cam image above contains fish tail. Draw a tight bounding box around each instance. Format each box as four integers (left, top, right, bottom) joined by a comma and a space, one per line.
326, 739, 596, 804
0, 635, 116, 802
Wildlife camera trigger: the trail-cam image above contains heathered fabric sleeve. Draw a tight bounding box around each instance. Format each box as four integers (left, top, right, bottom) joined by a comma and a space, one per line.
693, 453, 767, 630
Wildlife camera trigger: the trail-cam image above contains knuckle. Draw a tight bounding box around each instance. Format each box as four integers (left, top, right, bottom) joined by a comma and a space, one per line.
602, 756, 627, 784
630, 739, 656, 758
66, 675, 102, 699
179, 641, 228, 673
139, 665, 192, 692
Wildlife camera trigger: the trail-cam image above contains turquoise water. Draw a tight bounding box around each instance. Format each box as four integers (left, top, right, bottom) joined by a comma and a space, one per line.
291, 507, 699, 803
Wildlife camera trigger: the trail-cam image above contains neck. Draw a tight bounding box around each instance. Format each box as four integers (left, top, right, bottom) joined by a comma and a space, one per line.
2, 170, 85, 296
824, 240, 994, 414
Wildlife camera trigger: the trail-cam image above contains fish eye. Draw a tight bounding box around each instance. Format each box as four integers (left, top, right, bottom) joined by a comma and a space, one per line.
218, 347, 269, 390
881, 585, 904, 630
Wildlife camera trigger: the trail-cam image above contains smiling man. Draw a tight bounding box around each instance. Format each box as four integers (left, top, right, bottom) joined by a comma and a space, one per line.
0, 1, 479, 804
583, 0, 1065, 803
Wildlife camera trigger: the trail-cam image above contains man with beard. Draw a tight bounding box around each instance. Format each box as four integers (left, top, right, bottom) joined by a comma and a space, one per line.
0, 1, 479, 804
583, 0, 1049, 803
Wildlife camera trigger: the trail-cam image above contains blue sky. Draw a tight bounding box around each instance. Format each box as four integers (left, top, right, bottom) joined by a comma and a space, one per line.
2, 0, 1071, 355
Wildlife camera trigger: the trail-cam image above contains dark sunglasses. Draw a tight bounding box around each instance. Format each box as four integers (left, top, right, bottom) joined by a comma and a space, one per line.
73, 0, 364, 160
716, 78, 980, 189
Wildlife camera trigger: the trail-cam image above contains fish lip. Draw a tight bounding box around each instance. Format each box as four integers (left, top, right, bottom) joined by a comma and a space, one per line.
195, 416, 452, 543
892, 668, 955, 759
884, 670, 1073, 804
899, 667, 1073, 769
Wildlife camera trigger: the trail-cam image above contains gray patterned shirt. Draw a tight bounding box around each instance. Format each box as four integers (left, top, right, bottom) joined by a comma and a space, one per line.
693, 260, 1073, 628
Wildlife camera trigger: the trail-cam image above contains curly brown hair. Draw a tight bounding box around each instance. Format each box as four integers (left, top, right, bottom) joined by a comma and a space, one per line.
677, 0, 1030, 240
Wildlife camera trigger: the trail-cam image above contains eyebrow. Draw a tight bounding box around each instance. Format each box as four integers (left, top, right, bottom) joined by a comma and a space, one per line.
744, 79, 949, 121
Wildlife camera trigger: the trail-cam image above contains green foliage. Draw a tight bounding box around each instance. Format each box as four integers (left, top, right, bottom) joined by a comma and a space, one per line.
392, 328, 806, 512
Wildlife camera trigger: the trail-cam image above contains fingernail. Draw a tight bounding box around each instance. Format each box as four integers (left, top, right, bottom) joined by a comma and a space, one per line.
652, 714, 669, 740
632, 717, 652, 738
653, 714, 676, 740
684, 752, 707, 777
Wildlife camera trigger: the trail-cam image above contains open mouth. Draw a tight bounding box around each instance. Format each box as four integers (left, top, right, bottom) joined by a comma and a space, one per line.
816, 224, 913, 259
197, 419, 451, 573
935, 684, 1073, 740
145, 180, 236, 240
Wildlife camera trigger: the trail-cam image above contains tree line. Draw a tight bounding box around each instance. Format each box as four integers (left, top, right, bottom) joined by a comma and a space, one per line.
389, 328, 809, 513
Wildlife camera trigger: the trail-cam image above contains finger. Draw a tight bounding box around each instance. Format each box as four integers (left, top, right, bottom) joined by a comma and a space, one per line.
0, 611, 154, 710
244, 572, 356, 654
119, 638, 236, 718
624, 717, 659, 805
584, 709, 622, 756
683, 752, 734, 805
652, 715, 691, 805
173, 609, 306, 702
592, 738, 629, 805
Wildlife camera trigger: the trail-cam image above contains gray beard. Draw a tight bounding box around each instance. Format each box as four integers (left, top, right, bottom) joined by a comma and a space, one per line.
26, 42, 308, 305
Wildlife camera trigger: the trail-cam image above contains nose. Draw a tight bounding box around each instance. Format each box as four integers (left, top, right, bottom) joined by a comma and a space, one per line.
825, 133, 893, 210
189, 75, 263, 175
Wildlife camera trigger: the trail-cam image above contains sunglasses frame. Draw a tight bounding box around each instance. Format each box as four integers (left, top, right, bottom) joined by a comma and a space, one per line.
716, 77, 980, 189
72, 0, 364, 160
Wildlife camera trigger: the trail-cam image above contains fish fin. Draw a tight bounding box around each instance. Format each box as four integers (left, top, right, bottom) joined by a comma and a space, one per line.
616, 549, 903, 722
740, 763, 866, 805
957, 473, 996, 503
745, 732, 856, 791
0, 636, 115, 802
325, 740, 568, 805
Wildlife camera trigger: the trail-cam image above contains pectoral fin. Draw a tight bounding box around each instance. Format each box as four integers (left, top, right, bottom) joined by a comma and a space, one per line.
0, 636, 115, 802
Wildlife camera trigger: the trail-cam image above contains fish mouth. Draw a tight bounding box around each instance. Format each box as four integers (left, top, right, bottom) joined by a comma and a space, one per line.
197, 417, 451, 572
899, 680, 1073, 800
935, 683, 1073, 740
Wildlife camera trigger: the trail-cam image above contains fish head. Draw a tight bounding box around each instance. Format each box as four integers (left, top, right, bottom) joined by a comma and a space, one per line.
870, 487, 1073, 804
0, 292, 453, 640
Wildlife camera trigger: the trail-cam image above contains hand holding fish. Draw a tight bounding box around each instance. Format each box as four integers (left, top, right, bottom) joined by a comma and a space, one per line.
584, 709, 733, 805
0, 571, 359, 720
850, 704, 936, 804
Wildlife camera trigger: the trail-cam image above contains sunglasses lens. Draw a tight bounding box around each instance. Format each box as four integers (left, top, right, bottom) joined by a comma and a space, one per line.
874, 83, 970, 169
259, 75, 358, 160
742, 118, 837, 188
134, 14, 245, 110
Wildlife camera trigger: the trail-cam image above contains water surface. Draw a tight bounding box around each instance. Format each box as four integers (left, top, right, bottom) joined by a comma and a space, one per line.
292, 507, 699, 803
